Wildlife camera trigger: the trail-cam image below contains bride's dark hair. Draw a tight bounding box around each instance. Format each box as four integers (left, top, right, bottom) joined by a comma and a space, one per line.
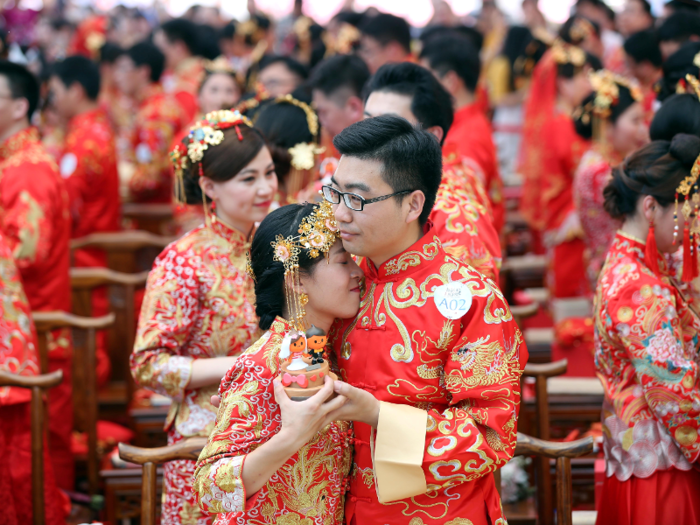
249, 203, 329, 330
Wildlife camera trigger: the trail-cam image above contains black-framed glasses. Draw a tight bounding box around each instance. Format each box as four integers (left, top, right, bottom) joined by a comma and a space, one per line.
321, 185, 415, 212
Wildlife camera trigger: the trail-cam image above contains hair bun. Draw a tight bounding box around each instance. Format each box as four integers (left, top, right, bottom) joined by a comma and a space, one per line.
670, 133, 700, 169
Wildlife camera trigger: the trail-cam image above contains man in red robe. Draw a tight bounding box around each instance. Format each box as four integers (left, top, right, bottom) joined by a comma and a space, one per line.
421, 33, 506, 232
519, 41, 597, 298
0, 233, 65, 525
363, 62, 502, 281
325, 115, 527, 524
154, 18, 204, 122
50, 55, 121, 267
50, 55, 121, 385
0, 61, 73, 490
115, 42, 187, 203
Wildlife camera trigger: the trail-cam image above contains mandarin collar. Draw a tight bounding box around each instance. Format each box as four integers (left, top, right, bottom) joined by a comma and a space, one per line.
364, 221, 442, 281
68, 107, 106, 131
209, 217, 251, 255
138, 84, 164, 107
0, 127, 40, 162
269, 316, 293, 335
612, 230, 669, 275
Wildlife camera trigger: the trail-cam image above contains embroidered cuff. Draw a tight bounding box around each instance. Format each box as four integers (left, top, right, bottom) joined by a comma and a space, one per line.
371, 401, 428, 503
200, 455, 247, 514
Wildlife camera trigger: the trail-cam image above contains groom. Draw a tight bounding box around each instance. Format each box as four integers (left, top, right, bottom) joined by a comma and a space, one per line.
326, 114, 528, 525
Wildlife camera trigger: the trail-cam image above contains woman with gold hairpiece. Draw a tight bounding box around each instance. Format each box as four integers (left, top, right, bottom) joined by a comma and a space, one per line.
171, 58, 243, 233
131, 110, 277, 525
519, 15, 602, 299
573, 70, 649, 291
254, 93, 325, 204
595, 134, 700, 524
193, 201, 365, 523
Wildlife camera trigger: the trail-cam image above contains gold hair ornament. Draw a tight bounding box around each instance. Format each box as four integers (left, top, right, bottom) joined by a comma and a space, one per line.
273, 95, 325, 175
268, 199, 340, 330
203, 56, 237, 75
551, 39, 586, 68
170, 109, 253, 217
674, 153, 700, 281
569, 17, 595, 43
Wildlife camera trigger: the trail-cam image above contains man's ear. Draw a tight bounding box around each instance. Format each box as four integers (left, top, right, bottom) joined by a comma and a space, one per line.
346, 96, 364, 122
426, 125, 444, 144
405, 190, 426, 225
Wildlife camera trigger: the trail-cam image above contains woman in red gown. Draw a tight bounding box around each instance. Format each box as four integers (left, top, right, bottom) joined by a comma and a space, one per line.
595, 134, 700, 524
519, 33, 601, 298
131, 110, 277, 525
193, 202, 364, 523
572, 70, 648, 292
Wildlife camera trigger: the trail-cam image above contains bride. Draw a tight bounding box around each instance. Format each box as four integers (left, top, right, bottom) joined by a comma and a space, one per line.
193, 201, 370, 523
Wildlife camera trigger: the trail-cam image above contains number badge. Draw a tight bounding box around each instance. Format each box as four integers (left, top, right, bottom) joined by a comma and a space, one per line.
433, 281, 473, 320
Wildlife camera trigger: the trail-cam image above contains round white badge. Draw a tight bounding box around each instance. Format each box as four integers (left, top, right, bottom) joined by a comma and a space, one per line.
135, 143, 153, 164
59, 153, 78, 179
433, 281, 473, 320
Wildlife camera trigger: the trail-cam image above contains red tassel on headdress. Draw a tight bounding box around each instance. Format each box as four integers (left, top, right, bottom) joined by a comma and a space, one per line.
235, 125, 243, 141
645, 222, 660, 275
682, 227, 700, 282
199, 162, 204, 178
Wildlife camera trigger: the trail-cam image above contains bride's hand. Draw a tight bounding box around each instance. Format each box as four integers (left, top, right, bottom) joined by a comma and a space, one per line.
274, 376, 348, 450
326, 381, 380, 428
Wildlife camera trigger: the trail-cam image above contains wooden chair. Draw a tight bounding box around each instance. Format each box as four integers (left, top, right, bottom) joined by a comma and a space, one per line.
70, 267, 149, 405
33, 311, 116, 496
0, 370, 63, 525
523, 360, 569, 525
122, 203, 175, 236
71, 231, 174, 274
513, 433, 594, 525
118, 437, 207, 525
116, 433, 592, 525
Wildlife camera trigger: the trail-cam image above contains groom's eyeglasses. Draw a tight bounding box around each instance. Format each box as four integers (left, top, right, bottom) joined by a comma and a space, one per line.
321, 185, 414, 212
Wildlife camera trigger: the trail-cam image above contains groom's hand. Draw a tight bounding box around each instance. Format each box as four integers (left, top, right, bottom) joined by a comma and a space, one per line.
325, 380, 380, 428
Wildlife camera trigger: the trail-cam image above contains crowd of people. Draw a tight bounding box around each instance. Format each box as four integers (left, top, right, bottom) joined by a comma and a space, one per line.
1, 0, 700, 524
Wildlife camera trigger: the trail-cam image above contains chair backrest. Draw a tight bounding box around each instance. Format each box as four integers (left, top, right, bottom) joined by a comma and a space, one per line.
513, 432, 594, 525
32, 311, 115, 496
121, 203, 175, 236
0, 370, 63, 525
70, 268, 149, 400
118, 437, 207, 525
521, 359, 568, 525
71, 231, 174, 273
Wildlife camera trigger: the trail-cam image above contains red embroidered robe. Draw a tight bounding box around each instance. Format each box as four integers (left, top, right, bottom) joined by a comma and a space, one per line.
127, 84, 187, 203
131, 218, 258, 525
330, 227, 527, 525
0, 232, 65, 525
60, 107, 121, 267
194, 316, 353, 524
443, 103, 505, 232
594, 231, 700, 523
0, 126, 73, 489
